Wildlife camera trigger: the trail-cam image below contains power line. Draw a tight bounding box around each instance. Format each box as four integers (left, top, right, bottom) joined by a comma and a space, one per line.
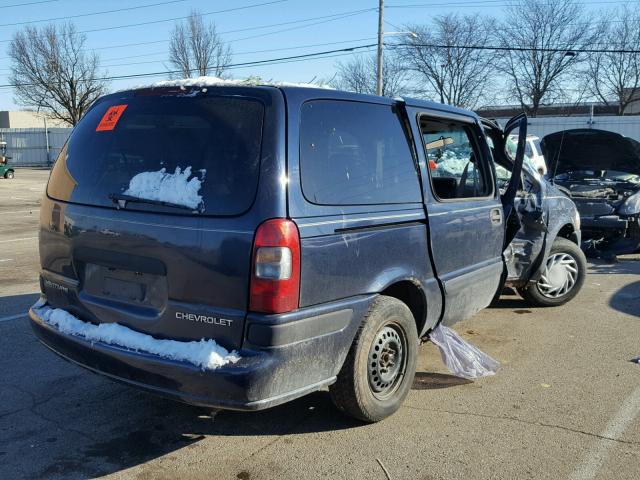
0, 0, 60, 8
88, 8, 374, 51
217, 9, 375, 37
104, 49, 375, 85
100, 37, 375, 66
0, 0, 288, 43
392, 42, 640, 54
82, 0, 287, 35
0, 8, 375, 61
1, 39, 376, 72
0, 0, 187, 28
386, 0, 639, 8
228, 9, 375, 42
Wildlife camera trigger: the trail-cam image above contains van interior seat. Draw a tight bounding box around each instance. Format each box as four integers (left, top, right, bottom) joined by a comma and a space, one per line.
431, 176, 458, 199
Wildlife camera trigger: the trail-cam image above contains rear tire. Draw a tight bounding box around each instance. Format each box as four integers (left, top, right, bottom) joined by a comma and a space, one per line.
518, 237, 586, 307
329, 296, 418, 422
4, 170, 13, 179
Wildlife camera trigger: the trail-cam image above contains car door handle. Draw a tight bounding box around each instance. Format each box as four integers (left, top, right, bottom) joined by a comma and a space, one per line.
490, 208, 503, 225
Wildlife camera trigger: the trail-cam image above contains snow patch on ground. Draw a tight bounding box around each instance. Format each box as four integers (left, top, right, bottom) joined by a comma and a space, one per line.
135, 75, 333, 90
33, 304, 240, 370
124, 166, 204, 210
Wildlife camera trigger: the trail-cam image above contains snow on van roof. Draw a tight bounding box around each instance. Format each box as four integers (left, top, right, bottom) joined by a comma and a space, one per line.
132, 76, 333, 91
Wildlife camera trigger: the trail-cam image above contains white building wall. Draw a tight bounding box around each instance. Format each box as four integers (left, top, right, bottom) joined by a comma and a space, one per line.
0, 128, 71, 166
495, 115, 640, 142
0, 111, 69, 128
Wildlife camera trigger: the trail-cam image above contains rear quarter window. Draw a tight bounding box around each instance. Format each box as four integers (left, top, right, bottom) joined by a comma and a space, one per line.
47, 94, 264, 216
299, 100, 422, 205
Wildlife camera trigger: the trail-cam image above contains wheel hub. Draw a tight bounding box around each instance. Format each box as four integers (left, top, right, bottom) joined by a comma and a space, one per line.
368, 325, 406, 396
536, 252, 578, 299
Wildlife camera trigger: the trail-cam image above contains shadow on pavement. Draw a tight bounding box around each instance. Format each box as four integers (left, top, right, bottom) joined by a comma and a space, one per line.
609, 280, 640, 318
588, 258, 640, 275
412, 372, 472, 390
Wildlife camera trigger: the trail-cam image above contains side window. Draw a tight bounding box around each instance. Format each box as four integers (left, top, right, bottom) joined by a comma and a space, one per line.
299, 100, 422, 205
420, 117, 492, 200
485, 135, 511, 187
525, 141, 534, 158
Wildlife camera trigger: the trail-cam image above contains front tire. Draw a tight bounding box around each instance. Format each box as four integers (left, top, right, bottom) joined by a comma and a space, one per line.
518, 237, 586, 307
4, 170, 14, 179
329, 296, 418, 422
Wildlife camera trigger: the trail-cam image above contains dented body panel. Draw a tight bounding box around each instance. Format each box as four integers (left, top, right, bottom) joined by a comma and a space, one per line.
506, 180, 580, 287
481, 119, 581, 288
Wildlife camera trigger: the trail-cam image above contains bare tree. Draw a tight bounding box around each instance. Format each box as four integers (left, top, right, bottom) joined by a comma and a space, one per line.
586, 6, 640, 115
496, 0, 598, 117
8, 22, 106, 126
401, 14, 494, 109
169, 10, 232, 78
334, 53, 409, 97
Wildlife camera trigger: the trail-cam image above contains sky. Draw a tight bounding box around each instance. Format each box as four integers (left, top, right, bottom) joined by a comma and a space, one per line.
0, 0, 625, 110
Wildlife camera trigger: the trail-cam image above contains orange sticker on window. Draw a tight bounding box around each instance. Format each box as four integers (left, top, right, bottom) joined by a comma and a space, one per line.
96, 104, 128, 131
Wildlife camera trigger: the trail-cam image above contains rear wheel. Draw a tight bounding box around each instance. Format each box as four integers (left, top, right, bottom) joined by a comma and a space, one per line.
4, 170, 14, 179
518, 237, 586, 307
329, 296, 418, 422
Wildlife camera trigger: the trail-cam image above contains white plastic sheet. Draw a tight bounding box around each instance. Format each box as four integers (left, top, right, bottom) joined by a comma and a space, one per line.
429, 325, 500, 379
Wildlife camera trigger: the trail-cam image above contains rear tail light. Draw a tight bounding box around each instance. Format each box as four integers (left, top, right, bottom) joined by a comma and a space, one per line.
249, 219, 300, 313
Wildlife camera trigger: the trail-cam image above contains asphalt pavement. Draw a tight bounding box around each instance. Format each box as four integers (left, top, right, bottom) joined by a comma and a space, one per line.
0, 169, 638, 480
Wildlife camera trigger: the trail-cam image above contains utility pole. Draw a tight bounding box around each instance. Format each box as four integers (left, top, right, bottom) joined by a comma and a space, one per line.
376, 0, 384, 96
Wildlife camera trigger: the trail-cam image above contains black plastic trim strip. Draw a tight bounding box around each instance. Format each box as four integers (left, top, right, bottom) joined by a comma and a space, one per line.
334, 220, 425, 234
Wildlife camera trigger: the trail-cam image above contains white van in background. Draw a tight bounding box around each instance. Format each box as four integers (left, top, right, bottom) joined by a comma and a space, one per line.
508, 134, 547, 175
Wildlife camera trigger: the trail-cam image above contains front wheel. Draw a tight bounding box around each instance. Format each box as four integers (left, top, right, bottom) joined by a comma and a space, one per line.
4, 170, 14, 179
329, 296, 418, 422
518, 237, 586, 307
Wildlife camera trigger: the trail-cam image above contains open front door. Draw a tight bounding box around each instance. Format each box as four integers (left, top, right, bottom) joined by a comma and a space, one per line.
482, 115, 548, 285
500, 114, 528, 248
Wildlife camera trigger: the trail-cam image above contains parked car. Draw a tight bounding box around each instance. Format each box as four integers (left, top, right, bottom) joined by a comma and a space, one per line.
507, 134, 547, 175
484, 120, 586, 306
29, 83, 585, 423
0, 141, 14, 179
542, 129, 640, 257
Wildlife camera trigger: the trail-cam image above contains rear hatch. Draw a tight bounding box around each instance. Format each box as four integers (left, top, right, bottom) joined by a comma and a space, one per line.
41, 86, 280, 350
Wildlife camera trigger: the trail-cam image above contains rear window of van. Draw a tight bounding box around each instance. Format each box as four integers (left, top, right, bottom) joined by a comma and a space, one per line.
47, 94, 264, 216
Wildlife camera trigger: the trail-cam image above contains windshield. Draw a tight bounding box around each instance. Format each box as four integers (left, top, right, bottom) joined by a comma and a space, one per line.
47, 93, 265, 216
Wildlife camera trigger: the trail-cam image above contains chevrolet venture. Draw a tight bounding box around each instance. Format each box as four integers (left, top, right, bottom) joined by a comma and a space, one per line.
29, 83, 585, 422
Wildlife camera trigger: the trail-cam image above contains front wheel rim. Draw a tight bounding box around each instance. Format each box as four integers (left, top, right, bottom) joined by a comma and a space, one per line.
536, 252, 579, 298
367, 324, 408, 399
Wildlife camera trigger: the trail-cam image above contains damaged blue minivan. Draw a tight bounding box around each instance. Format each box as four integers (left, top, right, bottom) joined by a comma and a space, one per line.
29, 83, 585, 422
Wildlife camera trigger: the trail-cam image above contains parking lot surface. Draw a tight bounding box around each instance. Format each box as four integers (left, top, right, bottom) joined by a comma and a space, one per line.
1, 169, 639, 480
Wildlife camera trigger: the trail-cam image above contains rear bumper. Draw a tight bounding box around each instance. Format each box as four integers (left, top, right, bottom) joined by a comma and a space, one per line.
29, 295, 374, 411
